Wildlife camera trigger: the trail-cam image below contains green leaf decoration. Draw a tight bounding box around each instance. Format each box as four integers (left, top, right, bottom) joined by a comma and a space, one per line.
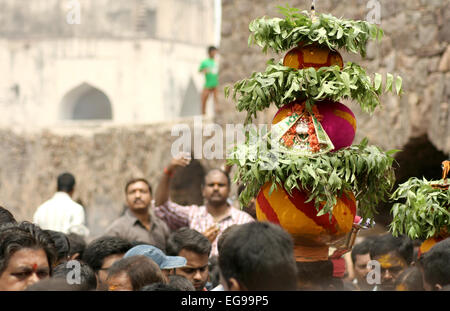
249, 6, 383, 57
227, 138, 397, 222
226, 60, 401, 123
390, 178, 450, 240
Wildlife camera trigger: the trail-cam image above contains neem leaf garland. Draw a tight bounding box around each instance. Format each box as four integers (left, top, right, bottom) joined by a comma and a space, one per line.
227, 138, 397, 222
225, 4, 401, 223
249, 5, 383, 57
225, 60, 402, 124
390, 178, 450, 240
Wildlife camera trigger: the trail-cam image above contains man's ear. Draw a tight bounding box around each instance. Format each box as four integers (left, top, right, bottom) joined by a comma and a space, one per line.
227, 278, 245, 291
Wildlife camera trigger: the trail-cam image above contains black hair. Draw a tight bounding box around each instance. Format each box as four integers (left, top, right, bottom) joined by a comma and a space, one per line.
208, 46, 217, 54
125, 178, 152, 195
168, 275, 196, 291
25, 277, 85, 291
45, 230, 70, 264
166, 227, 211, 257
351, 236, 377, 264
369, 233, 414, 265
202, 169, 231, 188
208, 255, 221, 289
0, 206, 16, 225
107, 255, 166, 291
57, 172, 76, 193
394, 266, 424, 291
66, 233, 86, 260
129, 241, 154, 248
52, 260, 97, 290
217, 224, 239, 255
218, 222, 297, 291
141, 282, 181, 291
82, 236, 132, 272
419, 238, 450, 288
0, 222, 57, 275
296, 260, 335, 290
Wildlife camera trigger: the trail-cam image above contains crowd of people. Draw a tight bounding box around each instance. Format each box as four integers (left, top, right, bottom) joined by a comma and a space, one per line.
0, 152, 449, 292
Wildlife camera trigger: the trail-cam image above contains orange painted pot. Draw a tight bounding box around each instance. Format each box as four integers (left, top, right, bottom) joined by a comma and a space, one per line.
283, 43, 343, 70
417, 229, 449, 258
256, 182, 357, 261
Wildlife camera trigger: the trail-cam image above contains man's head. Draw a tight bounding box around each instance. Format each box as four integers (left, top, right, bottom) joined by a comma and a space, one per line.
208, 46, 217, 58
166, 227, 211, 291
45, 230, 70, 266
66, 233, 86, 260
125, 178, 153, 214
168, 275, 196, 291
106, 255, 166, 291
124, 244, 187, 277
52, 260, 97, 291
81, 236, 132, 290
351, 237, 376, 289
296, 260, 335, 291
369, 234, 413, 291
394, 266, 424, 291
0, 222, 57, 291
219, 222, 298, 291
0, 206, 16, 225
202, 169, 230, 208
418, 238, 450, 291
57, 172, 76, 195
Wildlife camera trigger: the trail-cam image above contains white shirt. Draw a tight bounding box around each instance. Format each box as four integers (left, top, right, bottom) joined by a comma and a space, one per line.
33, 192, 89, 236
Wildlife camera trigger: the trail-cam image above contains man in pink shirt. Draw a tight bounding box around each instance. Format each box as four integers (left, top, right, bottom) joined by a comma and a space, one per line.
154, 153, 254, 257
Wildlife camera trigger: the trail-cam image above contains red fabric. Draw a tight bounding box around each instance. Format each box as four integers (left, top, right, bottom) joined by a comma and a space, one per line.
331, 257, 346, 278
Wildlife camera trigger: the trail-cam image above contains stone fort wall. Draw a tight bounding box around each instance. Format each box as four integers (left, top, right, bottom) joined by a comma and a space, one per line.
218, 0, 449, 155
0, 0, 449, 238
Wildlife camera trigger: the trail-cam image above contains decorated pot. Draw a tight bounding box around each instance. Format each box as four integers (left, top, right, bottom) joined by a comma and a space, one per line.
283, 43, 343, 70
256, 182, 357, 261
418, 228, 449, 258
272, 100, 356, 152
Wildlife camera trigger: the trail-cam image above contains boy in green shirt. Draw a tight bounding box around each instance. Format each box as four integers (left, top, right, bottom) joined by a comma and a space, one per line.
199, 46, 219, 115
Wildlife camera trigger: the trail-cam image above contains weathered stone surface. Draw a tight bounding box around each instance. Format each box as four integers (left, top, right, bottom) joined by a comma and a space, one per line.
219, 0, 450, 156
0, 120, 227, 239
438, 46, 450, 72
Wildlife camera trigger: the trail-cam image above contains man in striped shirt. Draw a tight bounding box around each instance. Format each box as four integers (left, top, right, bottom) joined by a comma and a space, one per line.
154, 153, 254, 257
33, 172, 89, 237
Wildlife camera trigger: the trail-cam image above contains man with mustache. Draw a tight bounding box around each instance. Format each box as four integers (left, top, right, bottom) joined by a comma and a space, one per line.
154, 153, 254, 257
104, 178, 171, 252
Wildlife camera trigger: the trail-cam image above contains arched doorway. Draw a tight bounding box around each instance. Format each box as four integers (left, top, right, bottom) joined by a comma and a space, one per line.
60, 83, 113, 120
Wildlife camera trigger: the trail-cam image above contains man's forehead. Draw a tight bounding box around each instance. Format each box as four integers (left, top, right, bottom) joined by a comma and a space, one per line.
127, 181, 150, 191
375, 252, 406, 268
204, 170, 227, 183
355, 253, 371, 262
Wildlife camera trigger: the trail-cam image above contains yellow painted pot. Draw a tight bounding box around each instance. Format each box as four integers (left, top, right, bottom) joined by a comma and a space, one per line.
256, 182, 356, 261
283, 43, 343, 70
